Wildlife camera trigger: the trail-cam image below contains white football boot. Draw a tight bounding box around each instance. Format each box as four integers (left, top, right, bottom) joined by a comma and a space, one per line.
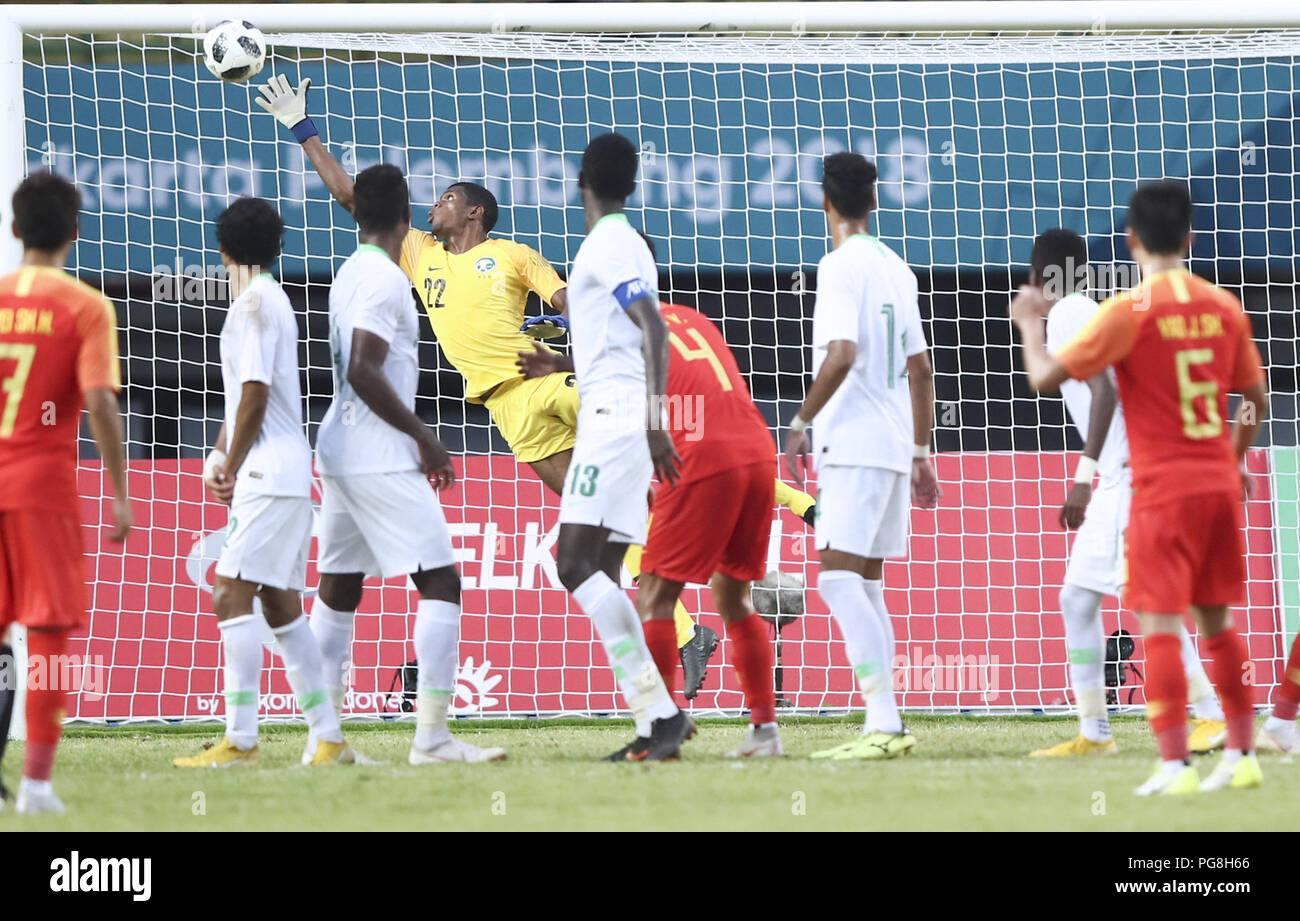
726, 723, 785, 758
409, 736, 506, 765
16, 779, 66, 815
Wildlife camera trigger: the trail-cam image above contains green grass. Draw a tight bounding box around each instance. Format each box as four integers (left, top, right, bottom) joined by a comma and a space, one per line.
2, 715, 1295, 831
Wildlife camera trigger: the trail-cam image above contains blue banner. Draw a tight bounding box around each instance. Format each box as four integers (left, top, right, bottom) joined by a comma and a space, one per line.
22, 57, 1300, 276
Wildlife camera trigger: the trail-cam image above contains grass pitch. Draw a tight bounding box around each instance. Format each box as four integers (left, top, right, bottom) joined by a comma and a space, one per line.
2, 715, 1296, 831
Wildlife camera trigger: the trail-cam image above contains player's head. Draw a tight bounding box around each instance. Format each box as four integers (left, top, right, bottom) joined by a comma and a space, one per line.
353, 164, 411, 237
215, 197, 284, 270
1029, 228, 1089, 301
578, 132, 638, 204
11, 170, 80, 254
428, 181, 498, 239
1125, 181, 1193, 258
821, 152, 877, 222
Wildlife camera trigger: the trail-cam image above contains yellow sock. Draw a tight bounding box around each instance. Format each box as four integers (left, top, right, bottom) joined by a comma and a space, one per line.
673, 600, 695, 648
773, 478, 815, 520
623, 541, 643, 579
623, 535, 697, 647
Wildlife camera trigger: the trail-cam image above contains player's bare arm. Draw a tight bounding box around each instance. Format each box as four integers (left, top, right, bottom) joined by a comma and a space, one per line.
208, 381, 270, 507
348, 328, 455, 489
516, 342, 574, 378
784, 338, 854, 487
626, 295, 682, 486
1060, 371, 1116, 529
907, 350, 941, 509
84, 386, 132, 542
256, 76, 360, 215
1009, 284, 1071, 393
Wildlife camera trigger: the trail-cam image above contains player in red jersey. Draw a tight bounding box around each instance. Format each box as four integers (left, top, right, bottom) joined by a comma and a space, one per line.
1010, 181, 1267, 796
519, 300, 784, 758
0, 172, 131, 815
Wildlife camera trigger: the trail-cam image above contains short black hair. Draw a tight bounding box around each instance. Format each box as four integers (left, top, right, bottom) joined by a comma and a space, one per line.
821, 152, 877, 220
448, 181, 499, 233
353, 164, 410, 234
1030, 228, 1088, 297
215, 197, 284, 268
1126, 181, 1193, 256
12, 171, 80, 251
581, 132, 638, 201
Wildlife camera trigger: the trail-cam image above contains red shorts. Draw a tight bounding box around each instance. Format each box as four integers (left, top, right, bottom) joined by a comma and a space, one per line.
640, 461, 776, 585
1124, 490, 1246, 614
0, 509, 88, 631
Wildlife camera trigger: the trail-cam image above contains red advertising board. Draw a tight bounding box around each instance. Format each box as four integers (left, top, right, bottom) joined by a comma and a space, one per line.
61, 450, 1281, 722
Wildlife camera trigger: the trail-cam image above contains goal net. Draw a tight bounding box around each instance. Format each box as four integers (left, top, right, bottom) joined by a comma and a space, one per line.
8, 4, 1300, 725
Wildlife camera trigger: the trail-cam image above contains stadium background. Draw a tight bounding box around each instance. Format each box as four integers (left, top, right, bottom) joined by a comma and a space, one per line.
19, 47, 1300, 719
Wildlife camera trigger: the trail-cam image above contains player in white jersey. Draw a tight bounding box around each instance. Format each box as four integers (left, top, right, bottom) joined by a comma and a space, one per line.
1023, 229, 1227, 758
309, 166, 504, 765
176, 198, 353, 768
556, 133, 692, 762
784, 153, 941, 760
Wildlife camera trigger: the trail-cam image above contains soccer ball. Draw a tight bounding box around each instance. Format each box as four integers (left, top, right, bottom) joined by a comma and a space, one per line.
203, 20, 266, 83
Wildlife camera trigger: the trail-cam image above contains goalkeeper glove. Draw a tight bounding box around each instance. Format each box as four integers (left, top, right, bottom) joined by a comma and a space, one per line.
520, 314, 569, 340
255, 74, 318, 143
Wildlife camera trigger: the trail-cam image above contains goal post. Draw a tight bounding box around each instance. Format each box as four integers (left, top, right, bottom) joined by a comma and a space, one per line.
5, 2, 1300, 730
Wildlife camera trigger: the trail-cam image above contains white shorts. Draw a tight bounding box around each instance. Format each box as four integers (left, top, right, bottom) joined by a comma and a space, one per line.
215, 493, 313, 591
318, 471, 456, 579
558, 424, 653, 544
1064, 470, 1130, 597
815, 465, 911, 560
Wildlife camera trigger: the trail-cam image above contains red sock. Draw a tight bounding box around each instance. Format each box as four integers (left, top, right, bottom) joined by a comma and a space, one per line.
728, 613, 775, 726
1206, 626, 1254, 751
24, 628, 70, 782
1272, 630, 1300, 722
642, 619, 679, 695
1144, 632, 1188, 762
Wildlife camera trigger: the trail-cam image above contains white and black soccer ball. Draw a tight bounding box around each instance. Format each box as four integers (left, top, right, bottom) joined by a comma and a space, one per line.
203, 20, 267, 83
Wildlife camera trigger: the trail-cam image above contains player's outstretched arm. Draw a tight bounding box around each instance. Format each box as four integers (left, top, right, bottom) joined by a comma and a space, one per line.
255, 75, 357, 214
626, 296, 682, 486
1060, 371, 1116, 528
907, 350, 941, 509
348, 329, 455, 489
85, 387, 132, 543
783, 339, 853, 487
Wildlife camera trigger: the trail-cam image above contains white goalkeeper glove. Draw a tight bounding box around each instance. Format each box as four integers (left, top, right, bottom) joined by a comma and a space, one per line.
255, 75, 318, 141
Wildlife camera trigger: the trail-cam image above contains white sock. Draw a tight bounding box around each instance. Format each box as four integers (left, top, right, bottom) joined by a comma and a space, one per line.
1222, 748, 1244, 765
309, 598, 355, 711
1179, 627, 1224, 720
218, 613, 264, 750
1060, 584, 1111, 742
819, 570, 901, 734
1264, 714, 1296, 733
860, 577, 905, 734
574, 572, 677, 734
413, 599, 460, 750
272, 615, 343, 745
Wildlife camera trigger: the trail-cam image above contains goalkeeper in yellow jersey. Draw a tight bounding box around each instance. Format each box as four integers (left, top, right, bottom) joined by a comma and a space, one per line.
256, 74, 815, 696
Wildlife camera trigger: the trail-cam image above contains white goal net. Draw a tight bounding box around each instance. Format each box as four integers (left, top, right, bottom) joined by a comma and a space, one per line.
7, 4, 1300, 724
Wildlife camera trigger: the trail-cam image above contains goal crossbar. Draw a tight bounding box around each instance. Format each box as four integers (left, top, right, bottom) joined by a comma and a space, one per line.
5, 1, 1300, 35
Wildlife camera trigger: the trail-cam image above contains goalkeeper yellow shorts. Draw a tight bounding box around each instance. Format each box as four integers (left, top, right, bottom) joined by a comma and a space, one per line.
484, 372, 579, 464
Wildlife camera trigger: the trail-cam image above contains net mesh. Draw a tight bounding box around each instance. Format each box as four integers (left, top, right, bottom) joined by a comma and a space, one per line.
16, 24, 1300, 722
